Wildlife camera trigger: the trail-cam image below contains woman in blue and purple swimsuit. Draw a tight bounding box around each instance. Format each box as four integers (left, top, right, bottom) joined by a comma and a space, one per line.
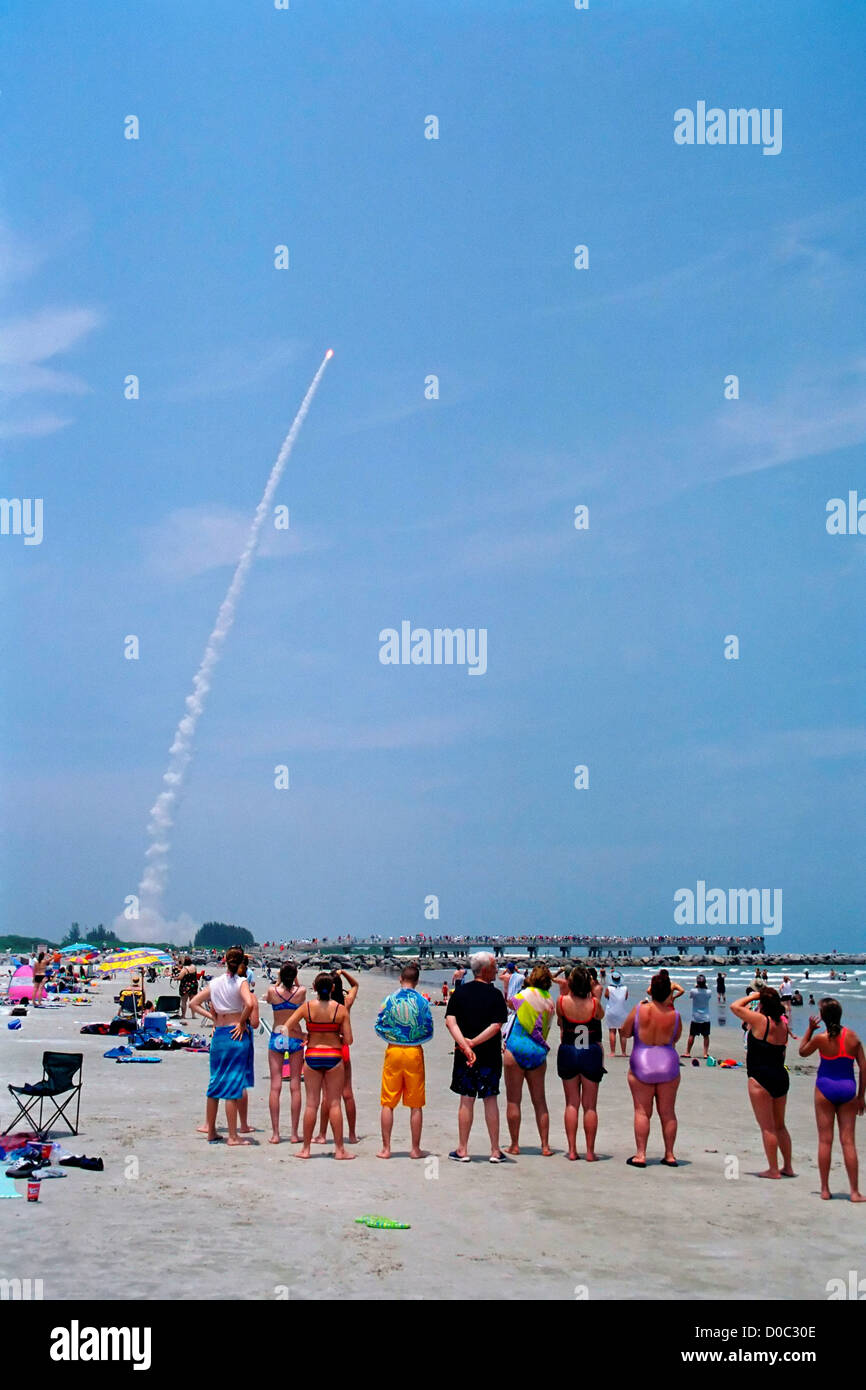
620, 970, 683, 1168
799, 998, 865, 1202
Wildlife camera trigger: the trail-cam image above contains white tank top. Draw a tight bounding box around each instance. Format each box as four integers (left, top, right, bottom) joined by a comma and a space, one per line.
210, 971, 244, 1014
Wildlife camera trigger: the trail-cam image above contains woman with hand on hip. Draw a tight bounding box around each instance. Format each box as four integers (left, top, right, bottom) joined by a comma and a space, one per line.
190, 946, 256, 1146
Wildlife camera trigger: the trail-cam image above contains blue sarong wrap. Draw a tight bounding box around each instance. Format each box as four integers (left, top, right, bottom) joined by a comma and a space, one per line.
207, 1025, 254, 1100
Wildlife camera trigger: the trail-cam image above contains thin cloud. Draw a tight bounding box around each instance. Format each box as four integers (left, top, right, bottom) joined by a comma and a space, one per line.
142, 504, 327, 581
162, 338, 305, 401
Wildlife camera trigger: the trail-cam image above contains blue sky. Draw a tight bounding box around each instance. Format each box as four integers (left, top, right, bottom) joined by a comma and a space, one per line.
1, 0, 864, 947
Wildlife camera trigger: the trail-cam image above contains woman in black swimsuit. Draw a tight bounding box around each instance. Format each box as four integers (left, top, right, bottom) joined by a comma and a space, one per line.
178, 957, 199, 1020
731, 987, 795, 1181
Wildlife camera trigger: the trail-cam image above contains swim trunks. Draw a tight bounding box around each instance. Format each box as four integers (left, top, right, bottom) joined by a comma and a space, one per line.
380, 1044, 426, 1108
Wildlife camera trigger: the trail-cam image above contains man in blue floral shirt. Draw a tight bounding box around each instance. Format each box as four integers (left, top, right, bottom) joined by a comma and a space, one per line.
374, 962, 434, 1159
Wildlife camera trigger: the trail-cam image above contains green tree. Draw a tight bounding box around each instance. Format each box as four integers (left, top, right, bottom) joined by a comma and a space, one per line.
194, 922, 255, 950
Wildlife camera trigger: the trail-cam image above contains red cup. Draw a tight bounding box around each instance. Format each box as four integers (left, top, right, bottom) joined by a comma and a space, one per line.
40, 1143, 52, 1160
26, 1180, 41, 1202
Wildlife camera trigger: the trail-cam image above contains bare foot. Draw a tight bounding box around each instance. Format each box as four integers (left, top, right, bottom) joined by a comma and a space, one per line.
851, 1191, 866, 1202
376, 1148, 391, 1159
505, 1144, 520, 1155
757, 1169, 782, 1179
585, 1152, 597, 1162
566, 1151, 580, 1161
196, 1124, 211, 1134
334, 1149, 356, 1160
297, 1148, 311, 1159
226, 1137, 253, 1146
289, 1135, 302, 1144
268, 1135, 281, 1145
820, 1188, 832, 1200
409, 1149, 428, 1159
347, 1134, 360, 1144
780, 1168, 796, 1177
239, 1126, 255, 1134
312, 1135, 326, 1145
541, 1146, 554, 1156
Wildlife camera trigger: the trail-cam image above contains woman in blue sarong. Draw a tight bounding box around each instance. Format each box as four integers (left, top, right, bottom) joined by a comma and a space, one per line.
503, 965, 556, 1156
190, 947, 256, 1145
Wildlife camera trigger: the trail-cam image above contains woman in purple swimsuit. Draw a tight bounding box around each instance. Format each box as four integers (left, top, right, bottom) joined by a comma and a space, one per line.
799, 998, 866, 1202
620, 972, 682, 1168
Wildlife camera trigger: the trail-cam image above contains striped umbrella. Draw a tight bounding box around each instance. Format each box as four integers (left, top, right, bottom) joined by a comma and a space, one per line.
95, 950, 172, 972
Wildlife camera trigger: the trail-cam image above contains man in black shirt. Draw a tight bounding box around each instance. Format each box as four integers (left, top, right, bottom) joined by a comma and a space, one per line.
445, 952, 509, 1162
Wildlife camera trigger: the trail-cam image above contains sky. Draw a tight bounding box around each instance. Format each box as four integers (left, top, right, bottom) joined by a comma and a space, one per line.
1, 0, 864, 949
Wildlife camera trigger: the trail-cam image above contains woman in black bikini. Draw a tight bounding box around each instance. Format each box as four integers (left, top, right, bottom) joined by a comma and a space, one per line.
731, 987, 795, 1181
31, 952, 47, 1007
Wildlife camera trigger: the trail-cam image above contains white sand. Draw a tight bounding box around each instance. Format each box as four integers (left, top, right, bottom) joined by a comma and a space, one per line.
1, 968, 863, 1301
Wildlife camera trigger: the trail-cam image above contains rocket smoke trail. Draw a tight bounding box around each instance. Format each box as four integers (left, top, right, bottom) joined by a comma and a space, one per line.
136, 350, 334, 918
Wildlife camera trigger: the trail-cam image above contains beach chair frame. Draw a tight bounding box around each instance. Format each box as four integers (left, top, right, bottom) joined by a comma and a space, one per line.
4, 1051, 83, 1138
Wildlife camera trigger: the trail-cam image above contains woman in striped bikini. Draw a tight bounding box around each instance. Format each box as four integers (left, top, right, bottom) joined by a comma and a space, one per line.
287, 972, 355, 1160
264, 962, 306, 1145
799, 998, 865, 1201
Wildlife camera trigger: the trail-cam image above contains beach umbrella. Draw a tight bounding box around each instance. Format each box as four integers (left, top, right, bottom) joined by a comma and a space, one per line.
95, 950, 171, 972
59, 942, 98, 953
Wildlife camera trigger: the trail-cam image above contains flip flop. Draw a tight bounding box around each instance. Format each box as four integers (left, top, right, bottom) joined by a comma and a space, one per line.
488, 1153, 508, 1164
448, 1150, 470, 1162
661, 1158, 679, 1167
626, 1157, 647, 1168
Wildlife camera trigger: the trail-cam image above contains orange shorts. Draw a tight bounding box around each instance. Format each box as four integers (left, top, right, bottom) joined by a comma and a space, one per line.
380, 1044, 426, 1109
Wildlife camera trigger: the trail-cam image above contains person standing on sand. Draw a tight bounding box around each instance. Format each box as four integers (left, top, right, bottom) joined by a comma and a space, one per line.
264, 962, 305, 1145
498, 961, 525, 1003
730, 987, 795, 1181
557, 966, 606, 1161
375, 962, 434, 1159
621, 972, 682, 1168
286, 972, 355, 1161
314, 969, 360, 1145
603, 971, 630, 1056
683, 974, 712, 1060
178, 957, 198, 1020
799, 998, 866, 1202
503, 964, 556, 1157
445, 952, 509, 1163
189, 947, 256, 1146
716, 972, 726, 1005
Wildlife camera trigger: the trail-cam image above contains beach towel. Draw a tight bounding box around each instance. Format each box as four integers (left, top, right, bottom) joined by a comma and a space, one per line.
374, 988, 434, 1046
206, 1025, 253, 1100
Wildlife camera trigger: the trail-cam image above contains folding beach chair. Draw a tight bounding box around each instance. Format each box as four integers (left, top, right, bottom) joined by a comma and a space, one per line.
3, 1052, 83, 1138
155, 994, 181, 1017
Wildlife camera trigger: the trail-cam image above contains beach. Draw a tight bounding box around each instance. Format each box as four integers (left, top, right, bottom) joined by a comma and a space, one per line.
1, 965, 864, 1302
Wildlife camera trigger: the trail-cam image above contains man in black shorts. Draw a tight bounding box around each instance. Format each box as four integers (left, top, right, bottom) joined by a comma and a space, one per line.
684, 973, 712, 1060
445, 952, 508, 1162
